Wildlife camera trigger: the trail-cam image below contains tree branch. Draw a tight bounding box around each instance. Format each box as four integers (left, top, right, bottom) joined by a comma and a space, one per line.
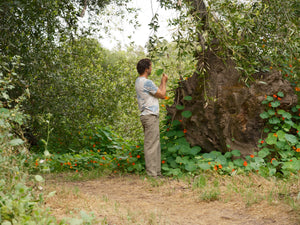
80, 0, 89, 17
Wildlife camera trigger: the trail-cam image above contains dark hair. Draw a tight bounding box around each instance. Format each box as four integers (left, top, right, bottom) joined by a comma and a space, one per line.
136, 58, 151, 75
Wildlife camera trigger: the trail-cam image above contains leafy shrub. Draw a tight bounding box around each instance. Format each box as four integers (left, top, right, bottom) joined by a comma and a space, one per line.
29, 127, 145, 174
258, 92, 300, 176
0, 56, 57, 224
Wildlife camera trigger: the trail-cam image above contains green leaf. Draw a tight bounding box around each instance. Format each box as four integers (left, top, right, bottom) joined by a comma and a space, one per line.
266, 96, 273, 101
15, 183, 28, 193
258, 167, 269, 177
9, 138, 24, 146
177, 137, 190, 146
282, 111, 292, 119
224, 152, 232, 158
171, 120, 181, 127
269, 167, 276, 176
47, 191, 56, 198
155, 69, 164, 76
175, 156, 189, 165
190, 146, 201, 155
254, 157, 265, 164
260, 111, 269, 119
285, 134, 298, 145
271, 159, 280, 167
35, 175, 44, 182
269, 117, 280, 124
278, 150, 293, 159
282, 159, 300, 172
176, 105, 185, 110
168, 145, 179, 153
169, 159, 178, 168
277, 92, 284, 97
198, 162, 211, 170
277, 110, 292, 119
215, 155, 227, 165
231, 149, 241, 157
267, 109, 275, 116
185, 162, 197, 172
0, 107, 9, 114
266, 133, 277, 145
271, 101, 280, 107
167, 168, 182, 176
233, 158, 244, 167
202, 153, 213, 160
166, 130, 177, 137
276, 130, 285, 141
282, 123, 291, 132
179, 145, 192, 155
258, 148, 270, 158
175, 130, 185, 137
183, 96, 192, 101
182, 110, 192, 118
276, 141, 288, 150
209, 151, 222, 158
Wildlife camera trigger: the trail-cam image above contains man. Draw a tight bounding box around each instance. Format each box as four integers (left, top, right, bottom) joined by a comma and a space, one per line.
135, 58, 168, 177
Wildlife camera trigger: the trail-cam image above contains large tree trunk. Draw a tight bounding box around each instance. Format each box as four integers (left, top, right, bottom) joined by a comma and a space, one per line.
167, 50, 298, 156
166, 0, 298, 156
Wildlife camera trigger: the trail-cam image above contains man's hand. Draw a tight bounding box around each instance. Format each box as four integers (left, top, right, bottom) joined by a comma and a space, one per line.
162, 73, 168, 82
154, 73, 168, 99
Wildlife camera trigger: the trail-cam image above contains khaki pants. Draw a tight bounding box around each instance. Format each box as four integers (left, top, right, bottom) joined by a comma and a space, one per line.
140, 114, 161, 177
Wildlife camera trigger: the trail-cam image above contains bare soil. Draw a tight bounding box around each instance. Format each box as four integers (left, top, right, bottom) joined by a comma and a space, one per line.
44, 174, 300, 225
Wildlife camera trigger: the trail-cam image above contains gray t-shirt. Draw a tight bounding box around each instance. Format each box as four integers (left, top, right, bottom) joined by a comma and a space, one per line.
135, 77, 159, 116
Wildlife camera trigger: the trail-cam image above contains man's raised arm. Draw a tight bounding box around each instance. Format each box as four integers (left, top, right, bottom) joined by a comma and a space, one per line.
154, 73, 168, 99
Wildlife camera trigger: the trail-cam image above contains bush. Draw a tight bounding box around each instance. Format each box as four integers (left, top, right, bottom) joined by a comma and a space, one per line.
0, 56, 57, 224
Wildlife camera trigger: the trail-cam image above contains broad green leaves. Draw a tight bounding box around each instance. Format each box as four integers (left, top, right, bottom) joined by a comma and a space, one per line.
258, 148, 271, 158
258, 92, 300, 176
182, 110, 192, 118
285, 134, 298, 145
176, 105, 185, 110
183, 96, 192, 101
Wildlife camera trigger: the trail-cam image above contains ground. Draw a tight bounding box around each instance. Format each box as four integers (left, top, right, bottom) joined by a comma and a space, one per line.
43, 173, 300, 225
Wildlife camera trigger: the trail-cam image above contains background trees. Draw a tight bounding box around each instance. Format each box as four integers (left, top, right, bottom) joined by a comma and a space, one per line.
1, 0, 142, 150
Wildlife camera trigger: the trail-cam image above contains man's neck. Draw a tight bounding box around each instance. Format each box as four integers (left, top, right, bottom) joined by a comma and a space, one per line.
139, 73, 148, 79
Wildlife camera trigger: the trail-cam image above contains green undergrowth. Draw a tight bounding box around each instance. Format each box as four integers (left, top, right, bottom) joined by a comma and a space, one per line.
28, 90, 299, 179
28, 102, 300, 178
0, 148, 58, 224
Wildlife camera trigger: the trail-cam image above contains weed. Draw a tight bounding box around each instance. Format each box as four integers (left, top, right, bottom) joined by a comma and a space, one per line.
102, 194, 109, 202
192, 175, 207, 189
199, 188, 221, 202
114, 201, 120, 213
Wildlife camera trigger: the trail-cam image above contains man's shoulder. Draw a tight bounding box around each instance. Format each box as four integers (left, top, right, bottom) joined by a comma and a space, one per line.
144, 79, 156, 88
135, 76, 146, 84
136, 77, 155, 86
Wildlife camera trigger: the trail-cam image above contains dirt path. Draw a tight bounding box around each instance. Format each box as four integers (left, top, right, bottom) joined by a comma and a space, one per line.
44, 174, 299, 225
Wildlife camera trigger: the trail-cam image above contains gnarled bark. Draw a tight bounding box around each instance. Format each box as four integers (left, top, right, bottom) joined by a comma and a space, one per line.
167, 50, 298, 156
